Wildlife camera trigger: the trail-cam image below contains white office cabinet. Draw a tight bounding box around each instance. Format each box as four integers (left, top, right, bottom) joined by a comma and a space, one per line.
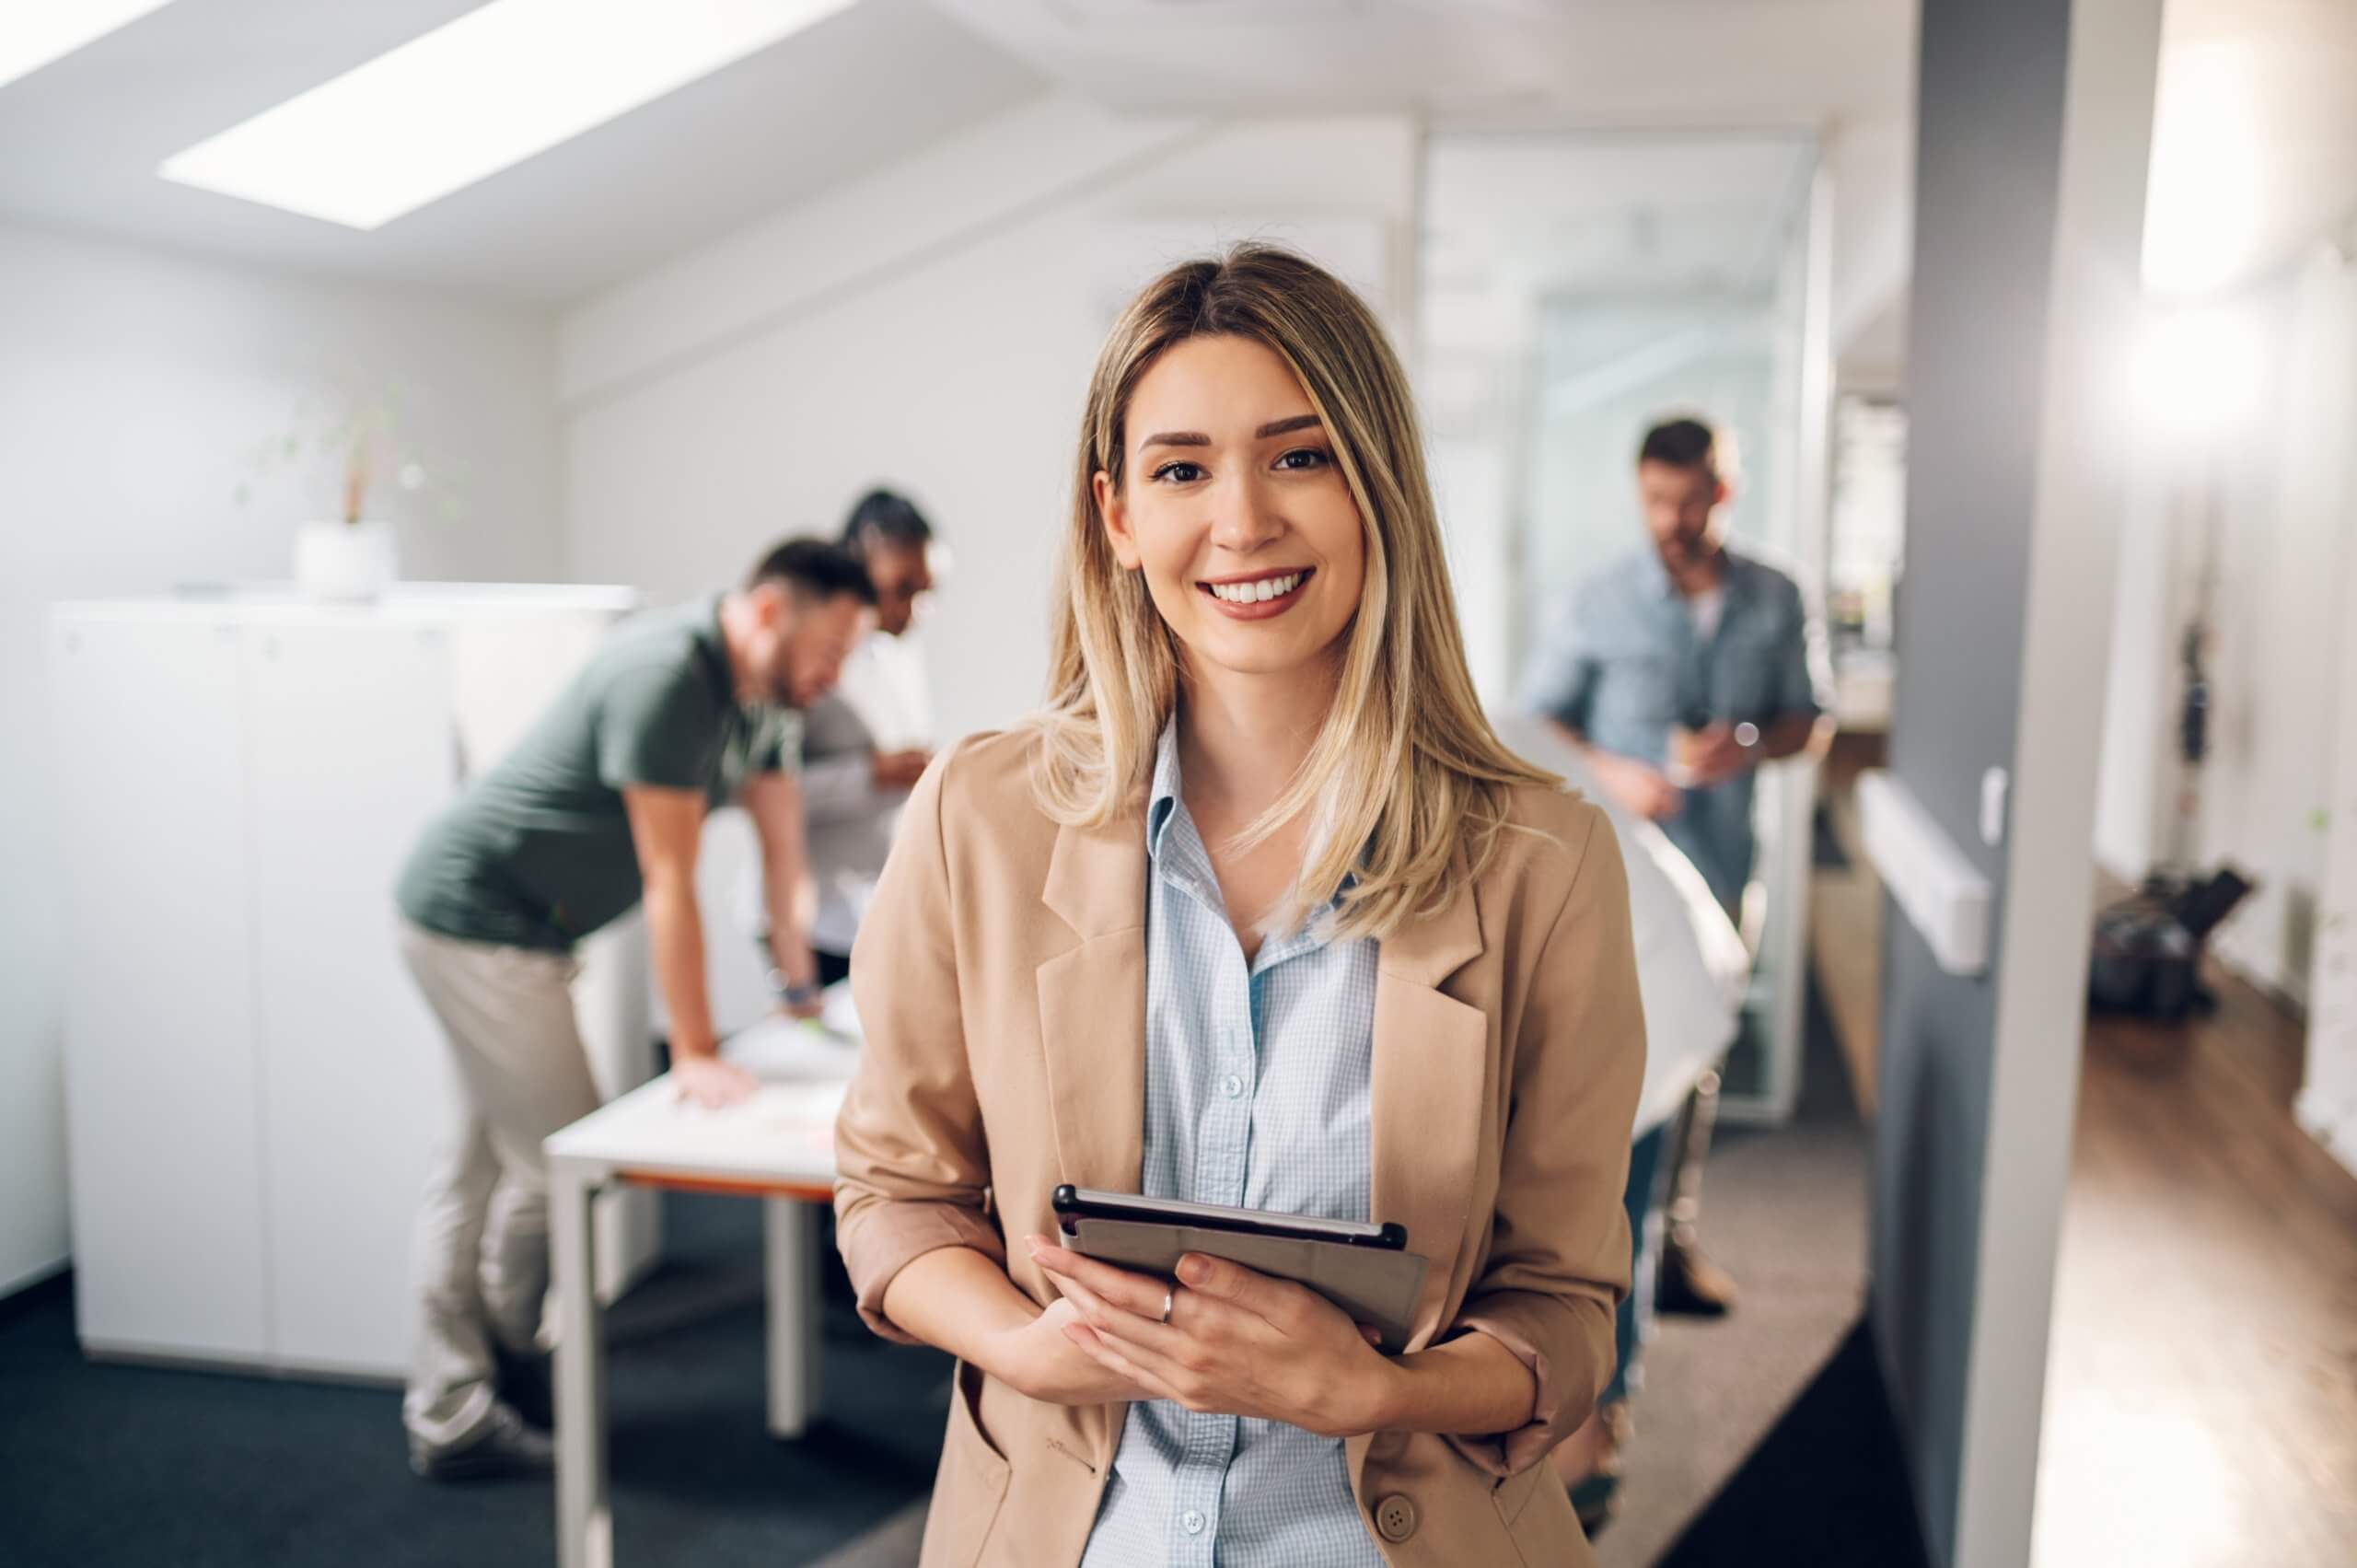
51, 587, 654, 1381
52, 616, 270, 1362
247, 621, 460, 1375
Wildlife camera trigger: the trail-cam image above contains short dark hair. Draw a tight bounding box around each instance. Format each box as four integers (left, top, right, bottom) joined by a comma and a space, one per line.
1638, 416, 1724, 477
842, 488, 935, 551
745, 537, 876, 604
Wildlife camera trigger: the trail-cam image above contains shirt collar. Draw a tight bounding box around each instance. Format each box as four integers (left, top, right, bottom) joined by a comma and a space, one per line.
1146, 714, 1363, 956
1638, 542, 1749, 606
1145, 715, 1185, 865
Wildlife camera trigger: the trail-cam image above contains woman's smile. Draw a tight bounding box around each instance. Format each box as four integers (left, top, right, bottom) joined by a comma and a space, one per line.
1198, 565, 1316, 619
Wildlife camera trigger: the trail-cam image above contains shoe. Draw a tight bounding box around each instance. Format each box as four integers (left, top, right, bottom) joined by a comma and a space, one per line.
409, 1402, 553, 1481
493, 1343, 554, 1432
1569, 1472, 1619, 1536
1655, 1236, 1738, 1318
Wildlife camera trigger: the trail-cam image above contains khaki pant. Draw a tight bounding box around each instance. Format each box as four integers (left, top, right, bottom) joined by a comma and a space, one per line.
398, 921, 603, 1453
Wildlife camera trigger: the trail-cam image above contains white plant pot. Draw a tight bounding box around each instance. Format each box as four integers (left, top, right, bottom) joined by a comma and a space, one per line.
293, 520, 399, 601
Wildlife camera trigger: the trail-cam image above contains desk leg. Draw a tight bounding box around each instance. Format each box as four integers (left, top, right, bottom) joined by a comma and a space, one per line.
552, 1162, 611, 1568
764, 1197, 820, 1439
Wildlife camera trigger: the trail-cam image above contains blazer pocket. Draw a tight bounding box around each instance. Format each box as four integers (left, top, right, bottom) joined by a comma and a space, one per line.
921, 1361, 1013, 1568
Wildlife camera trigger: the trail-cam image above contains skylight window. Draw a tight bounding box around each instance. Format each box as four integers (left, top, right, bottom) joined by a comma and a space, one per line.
159, 0, 858, 230
1, 1, 180, 92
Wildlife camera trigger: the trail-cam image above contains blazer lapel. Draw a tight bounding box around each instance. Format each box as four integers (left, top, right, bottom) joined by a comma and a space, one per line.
1368, 872, 1490, 1346
1037, 813, 1149, 1197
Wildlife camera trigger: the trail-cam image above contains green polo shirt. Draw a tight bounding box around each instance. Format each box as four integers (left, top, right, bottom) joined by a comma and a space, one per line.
397, 597, 800, 952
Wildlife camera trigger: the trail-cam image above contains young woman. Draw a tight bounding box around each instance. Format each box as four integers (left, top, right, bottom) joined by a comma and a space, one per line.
833, 246, 1645, 1566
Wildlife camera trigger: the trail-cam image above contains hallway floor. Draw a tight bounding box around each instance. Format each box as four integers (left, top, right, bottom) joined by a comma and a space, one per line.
1600, 984, 1876, 1565
2035, 965, 2357, 1567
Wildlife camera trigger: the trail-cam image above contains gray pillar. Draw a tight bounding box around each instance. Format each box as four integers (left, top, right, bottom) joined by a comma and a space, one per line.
1872, 2, 2163, 1565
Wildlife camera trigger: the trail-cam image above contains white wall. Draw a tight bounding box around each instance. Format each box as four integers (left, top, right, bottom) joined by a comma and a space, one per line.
2092, 243, 2357, 1006
558, 94, 1420, 738
0, 222, 562, 1295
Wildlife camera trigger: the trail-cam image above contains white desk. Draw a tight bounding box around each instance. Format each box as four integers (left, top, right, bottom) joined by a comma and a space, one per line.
544, 1013, 859, 1568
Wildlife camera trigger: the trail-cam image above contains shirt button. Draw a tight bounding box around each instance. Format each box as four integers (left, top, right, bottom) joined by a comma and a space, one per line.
1181, 1508, 1206, 1535
1373, 1493, 1418, 1543
1221, 1073, 1244, 1098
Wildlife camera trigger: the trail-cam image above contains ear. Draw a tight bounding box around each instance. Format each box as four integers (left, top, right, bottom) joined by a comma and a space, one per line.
750, 580, 792, 629
1094, 470, 1143, 570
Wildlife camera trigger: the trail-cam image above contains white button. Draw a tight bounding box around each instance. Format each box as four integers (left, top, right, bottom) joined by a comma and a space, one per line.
1181, 1509, 1206, 1535
1222, 1074, 1245, 1098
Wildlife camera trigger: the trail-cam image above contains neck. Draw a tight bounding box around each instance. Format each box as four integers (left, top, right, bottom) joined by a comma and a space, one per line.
1663, 538, 1726, 597
1174, 657, 1335, 825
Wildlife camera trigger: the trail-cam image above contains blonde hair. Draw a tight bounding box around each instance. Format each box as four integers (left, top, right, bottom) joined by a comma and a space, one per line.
1032, 244, 1554, 941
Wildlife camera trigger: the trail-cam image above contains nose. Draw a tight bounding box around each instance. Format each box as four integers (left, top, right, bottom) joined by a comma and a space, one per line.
1208, 470, 1285, 554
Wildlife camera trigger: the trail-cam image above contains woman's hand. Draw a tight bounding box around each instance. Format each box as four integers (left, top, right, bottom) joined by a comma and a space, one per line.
1028, 1237, 1399, 1440
982, 1295, 1158, 1408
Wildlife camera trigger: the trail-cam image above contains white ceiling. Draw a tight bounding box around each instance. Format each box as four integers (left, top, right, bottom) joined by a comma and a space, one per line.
932, 0, 1915, 124
0, 0, 1044, 305
1423, 134, 1817, 312
1417, 134, 1817, 431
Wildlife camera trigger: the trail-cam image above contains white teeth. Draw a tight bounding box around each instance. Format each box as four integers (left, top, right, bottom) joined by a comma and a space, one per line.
1210, 572, 1301, 604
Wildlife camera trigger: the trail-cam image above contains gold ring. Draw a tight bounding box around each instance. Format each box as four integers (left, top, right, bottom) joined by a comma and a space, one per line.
1159, 1289, 1175, 1325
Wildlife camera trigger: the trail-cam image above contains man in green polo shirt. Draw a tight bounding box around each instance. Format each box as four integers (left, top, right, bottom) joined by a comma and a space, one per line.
393, 538, 874, 1481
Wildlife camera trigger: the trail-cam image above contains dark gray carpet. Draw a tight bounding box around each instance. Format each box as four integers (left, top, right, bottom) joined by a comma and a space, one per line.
1599, 980, 1884, 1566
0, 1193, 949, 1568
1658, 1319, 1926, 1568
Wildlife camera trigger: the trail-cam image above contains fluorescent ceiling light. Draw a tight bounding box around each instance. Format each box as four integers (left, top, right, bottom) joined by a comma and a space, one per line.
0, 0, 179, 92
159, 0, 859, 231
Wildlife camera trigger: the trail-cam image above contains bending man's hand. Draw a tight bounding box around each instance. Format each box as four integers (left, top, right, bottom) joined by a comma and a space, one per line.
672, 1051, 757, 1109
1028, 1237, 1394, 1440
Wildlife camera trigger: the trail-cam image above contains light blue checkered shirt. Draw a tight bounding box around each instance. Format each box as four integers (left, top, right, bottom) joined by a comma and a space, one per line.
1078, 723, 1387, 1568
1516, 546, 1828, 914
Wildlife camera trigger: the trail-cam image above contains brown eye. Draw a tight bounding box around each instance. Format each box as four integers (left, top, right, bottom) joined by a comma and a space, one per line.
1152, 461, 1207, 484
1274, 447, 1331, 471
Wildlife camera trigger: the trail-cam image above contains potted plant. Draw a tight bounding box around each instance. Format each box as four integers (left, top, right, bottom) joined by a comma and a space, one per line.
239, 387, 435, 600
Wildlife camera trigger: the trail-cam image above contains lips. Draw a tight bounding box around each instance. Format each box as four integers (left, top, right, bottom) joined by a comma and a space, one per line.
1197, 567, 1314, 620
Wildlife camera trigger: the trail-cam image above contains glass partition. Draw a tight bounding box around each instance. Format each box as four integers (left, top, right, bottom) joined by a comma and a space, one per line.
1421, 130, 1830, 1121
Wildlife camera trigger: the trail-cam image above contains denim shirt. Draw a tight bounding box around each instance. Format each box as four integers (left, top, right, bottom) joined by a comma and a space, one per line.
1078, 723, 1387, 1568
1517, 547, 1827, 913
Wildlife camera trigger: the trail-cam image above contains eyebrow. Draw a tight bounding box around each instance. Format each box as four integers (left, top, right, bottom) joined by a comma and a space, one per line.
1137, 414, 1326, 449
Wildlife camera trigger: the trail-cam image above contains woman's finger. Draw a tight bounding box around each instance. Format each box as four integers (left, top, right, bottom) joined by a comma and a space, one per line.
1172, 1252, 1318, 1333
1039, 1260, 1236, 1360
1048, 1270, 1221, 1390
1043, 1269, 1175, 1350
1063, 1321, 1183, 1405
1028, 1239, 1170, 1318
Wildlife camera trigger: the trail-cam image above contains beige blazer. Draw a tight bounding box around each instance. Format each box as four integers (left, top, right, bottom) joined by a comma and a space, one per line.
835, 727, 1644, 1568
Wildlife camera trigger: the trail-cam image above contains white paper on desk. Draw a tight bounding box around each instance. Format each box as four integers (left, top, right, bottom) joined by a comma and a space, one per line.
660, 1081, 846, 1172
819, 979, 863, 1041
723, 1007, 862, 1083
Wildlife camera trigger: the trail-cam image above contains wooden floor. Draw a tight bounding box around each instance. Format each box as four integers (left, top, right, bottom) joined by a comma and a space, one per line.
2034, 966, 2357, 1567
1805, 763, 2356, 1564
1809, 733, 1886, 1117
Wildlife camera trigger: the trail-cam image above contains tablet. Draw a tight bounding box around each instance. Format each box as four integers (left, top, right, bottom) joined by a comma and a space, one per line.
1051, 1186, 1429, 1353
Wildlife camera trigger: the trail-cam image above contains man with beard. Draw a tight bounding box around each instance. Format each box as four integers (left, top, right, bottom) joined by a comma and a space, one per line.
1521, 416, 1829, 1329
392, 538, 873, 1480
